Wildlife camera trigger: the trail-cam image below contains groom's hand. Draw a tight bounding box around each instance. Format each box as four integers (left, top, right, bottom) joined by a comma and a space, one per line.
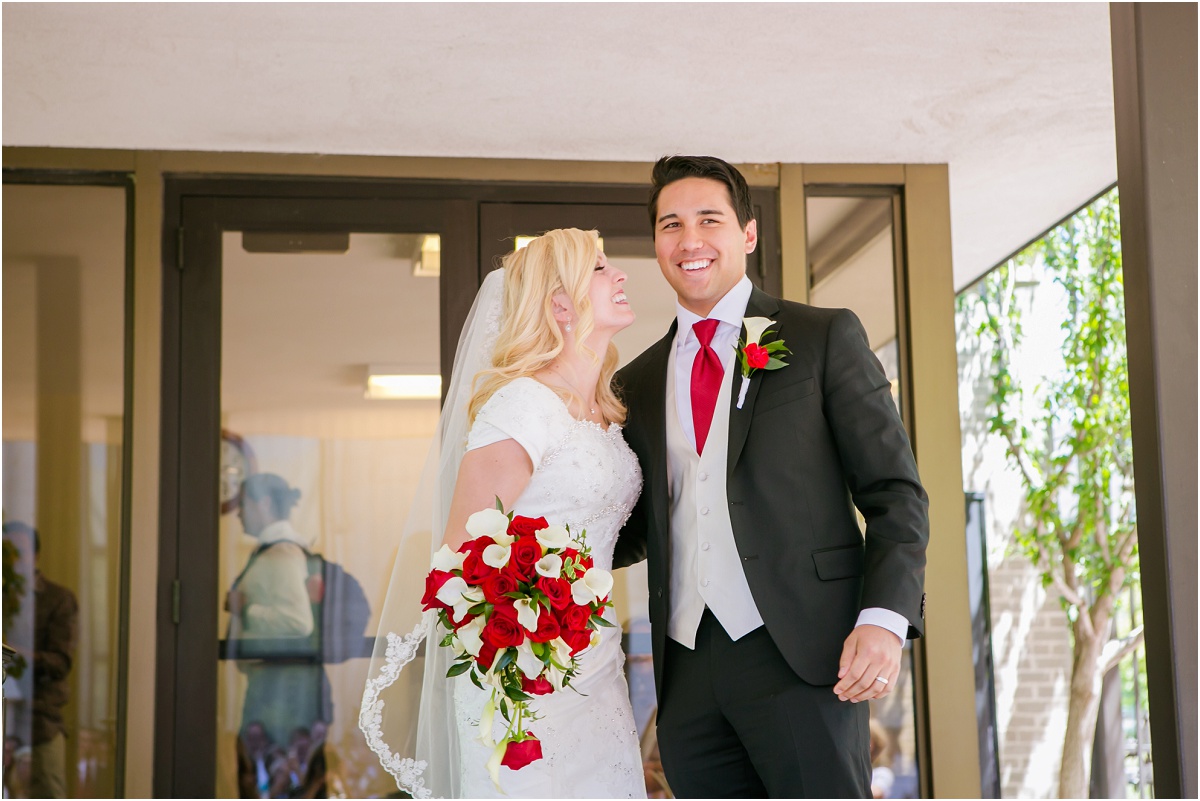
834, 624, 902, 703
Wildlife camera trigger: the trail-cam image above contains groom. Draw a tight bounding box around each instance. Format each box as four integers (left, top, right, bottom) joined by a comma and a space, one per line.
614, 155, 929, 798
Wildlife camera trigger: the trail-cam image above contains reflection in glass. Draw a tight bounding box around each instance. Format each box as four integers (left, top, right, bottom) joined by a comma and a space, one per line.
217, 232, 441, 798
3, 183, 128, 798
807, 193, 919, 798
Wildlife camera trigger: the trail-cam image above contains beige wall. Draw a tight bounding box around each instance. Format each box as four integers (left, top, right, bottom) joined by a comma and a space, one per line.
3, 147, 978, 798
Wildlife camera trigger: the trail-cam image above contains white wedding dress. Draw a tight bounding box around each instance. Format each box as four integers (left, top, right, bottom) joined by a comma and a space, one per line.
454, 376, 647, 798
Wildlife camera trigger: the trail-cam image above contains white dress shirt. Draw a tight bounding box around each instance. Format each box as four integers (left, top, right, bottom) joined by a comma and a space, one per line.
668, 276, 909, 645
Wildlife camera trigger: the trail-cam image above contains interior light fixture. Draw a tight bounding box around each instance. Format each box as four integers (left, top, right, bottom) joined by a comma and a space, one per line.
365, 366, 442, 400
514, 235, 604, 251
413, 234, 441, 277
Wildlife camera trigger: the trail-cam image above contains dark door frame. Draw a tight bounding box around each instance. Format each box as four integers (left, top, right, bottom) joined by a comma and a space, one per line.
155, 173, 781, 796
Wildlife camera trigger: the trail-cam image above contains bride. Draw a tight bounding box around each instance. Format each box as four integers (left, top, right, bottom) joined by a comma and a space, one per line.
360, 228, 647, 798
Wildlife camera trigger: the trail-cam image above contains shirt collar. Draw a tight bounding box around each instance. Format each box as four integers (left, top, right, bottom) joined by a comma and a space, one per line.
258, 519, 311, 548
674, 275, 754, 340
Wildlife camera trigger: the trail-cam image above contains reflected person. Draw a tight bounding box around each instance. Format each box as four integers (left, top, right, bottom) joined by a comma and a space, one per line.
226, 473, 331, 793
2, 526, 79, 800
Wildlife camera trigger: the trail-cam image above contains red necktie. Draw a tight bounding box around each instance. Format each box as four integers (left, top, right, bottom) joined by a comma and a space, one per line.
690, 318, 724, 455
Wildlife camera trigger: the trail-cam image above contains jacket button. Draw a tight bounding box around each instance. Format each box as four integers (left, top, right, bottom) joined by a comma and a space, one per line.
656, 587, 663, 598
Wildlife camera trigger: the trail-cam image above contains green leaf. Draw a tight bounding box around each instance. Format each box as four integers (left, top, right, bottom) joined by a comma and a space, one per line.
495, 495, 505, 512
446, 662, 472, 678
469, 669, 485, 690
765, 358, 788, 370
590, 614, 616, 628
440, 633, 455, 648
495, 648, 515, 672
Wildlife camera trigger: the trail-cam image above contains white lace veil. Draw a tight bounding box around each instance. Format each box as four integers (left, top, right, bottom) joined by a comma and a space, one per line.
359, 268, 506, 799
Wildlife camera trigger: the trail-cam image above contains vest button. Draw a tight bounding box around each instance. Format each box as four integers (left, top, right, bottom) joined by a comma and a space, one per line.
701, 578, 711, 588
701, 542, 711, 551
700, 507, 710, 516
698, 471, 708, 481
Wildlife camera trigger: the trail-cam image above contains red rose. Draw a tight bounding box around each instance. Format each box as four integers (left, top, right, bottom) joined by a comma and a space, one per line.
420, 570, 454, 610
501, 736, 543, 770
744, 342, 770, 369
481, 605, 524, 650
482, 571, 519, 605
536, 577, 571, 610
457, 537, 487, 555
511, 536, 542, 574
560, 604, 591, 632
461, 549, 493, 585
529, 611, 561, 644
563, 628, 592, 655
508, 516, 549, 538
521, 675, 555, 696
476, 640, 498, 670
502, 557, 533, 584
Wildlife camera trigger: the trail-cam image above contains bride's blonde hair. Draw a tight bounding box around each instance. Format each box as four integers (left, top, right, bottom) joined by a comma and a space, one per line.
468, 228, 626, 425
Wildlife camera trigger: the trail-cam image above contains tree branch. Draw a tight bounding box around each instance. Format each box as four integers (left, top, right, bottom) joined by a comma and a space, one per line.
1099, 625, 1145, 675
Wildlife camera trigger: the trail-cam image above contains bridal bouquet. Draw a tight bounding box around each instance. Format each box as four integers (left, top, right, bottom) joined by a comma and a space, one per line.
420, 501, 615, 787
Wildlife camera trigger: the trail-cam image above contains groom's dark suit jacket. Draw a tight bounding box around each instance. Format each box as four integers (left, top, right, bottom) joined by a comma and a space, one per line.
614, 287, 928, 697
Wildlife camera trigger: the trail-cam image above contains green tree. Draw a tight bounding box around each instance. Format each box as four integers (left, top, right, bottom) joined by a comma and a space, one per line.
970, 189, 1142, 798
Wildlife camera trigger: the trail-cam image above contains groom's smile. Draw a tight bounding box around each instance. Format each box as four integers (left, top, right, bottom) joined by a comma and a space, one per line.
654, 177, 758, 318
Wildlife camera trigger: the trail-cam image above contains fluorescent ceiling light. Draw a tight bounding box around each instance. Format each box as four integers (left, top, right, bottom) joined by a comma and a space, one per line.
365, 370, 441, 400
514, 235, 604, 251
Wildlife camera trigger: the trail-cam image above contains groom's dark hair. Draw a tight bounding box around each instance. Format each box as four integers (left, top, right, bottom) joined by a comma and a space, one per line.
648, 155, 756, 234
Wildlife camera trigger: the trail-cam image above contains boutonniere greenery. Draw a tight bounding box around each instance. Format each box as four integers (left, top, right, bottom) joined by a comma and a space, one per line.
735, 316, 790, 409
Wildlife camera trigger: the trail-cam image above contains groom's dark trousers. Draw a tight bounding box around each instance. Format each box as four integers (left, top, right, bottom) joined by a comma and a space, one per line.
615, 288, 928, 798
657, 611, 869, 798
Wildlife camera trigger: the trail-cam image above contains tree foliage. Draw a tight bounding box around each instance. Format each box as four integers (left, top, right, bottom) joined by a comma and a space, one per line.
967, 189, 1143, 797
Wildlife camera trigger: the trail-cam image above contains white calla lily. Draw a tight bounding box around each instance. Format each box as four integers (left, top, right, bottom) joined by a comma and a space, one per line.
571, 578, 597, 606
451, 586, 483, 622
466, 508, 513, 545
743, 316, 776, 345
547, 663, 566, 691
435, 576, 469, 607
515, 642, 543, 679
457, 617, 485, 657
482, 543, 511, 568
550, 637, 574, 668
535, 554, 563, 579
535, 524, 571, 550
431, 544, 466, 572
514, 598, 541, 633
478, 695, 496, 747
581, 567, 613, 600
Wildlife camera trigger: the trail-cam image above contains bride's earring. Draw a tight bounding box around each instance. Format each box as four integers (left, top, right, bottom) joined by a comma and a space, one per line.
565, 320, 573, 333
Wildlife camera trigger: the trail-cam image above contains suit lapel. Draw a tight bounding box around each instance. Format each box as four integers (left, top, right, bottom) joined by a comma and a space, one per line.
727, 287, 782, 476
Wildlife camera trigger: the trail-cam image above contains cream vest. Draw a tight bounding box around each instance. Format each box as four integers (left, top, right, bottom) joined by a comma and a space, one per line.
665, 340, 765, 648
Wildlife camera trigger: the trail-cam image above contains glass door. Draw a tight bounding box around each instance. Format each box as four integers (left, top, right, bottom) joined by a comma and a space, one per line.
158, 190, 476, 797
805, 188, 923, 799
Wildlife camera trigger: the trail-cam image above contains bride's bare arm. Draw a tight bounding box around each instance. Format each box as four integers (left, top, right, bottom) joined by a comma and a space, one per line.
442, 438, 534, 551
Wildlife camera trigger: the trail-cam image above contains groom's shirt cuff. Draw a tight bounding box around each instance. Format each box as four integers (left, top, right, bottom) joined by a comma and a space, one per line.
855, 607, 909, 643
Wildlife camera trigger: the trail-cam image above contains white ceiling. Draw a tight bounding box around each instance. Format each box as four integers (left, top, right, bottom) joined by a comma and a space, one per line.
2, 3, 1117, 289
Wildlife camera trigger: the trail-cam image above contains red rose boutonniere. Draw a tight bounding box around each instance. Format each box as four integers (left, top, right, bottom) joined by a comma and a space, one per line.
735, 316, 790, 408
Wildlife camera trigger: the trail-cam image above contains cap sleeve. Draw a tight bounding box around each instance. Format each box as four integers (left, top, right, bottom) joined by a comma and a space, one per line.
466, 378, 569, 468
